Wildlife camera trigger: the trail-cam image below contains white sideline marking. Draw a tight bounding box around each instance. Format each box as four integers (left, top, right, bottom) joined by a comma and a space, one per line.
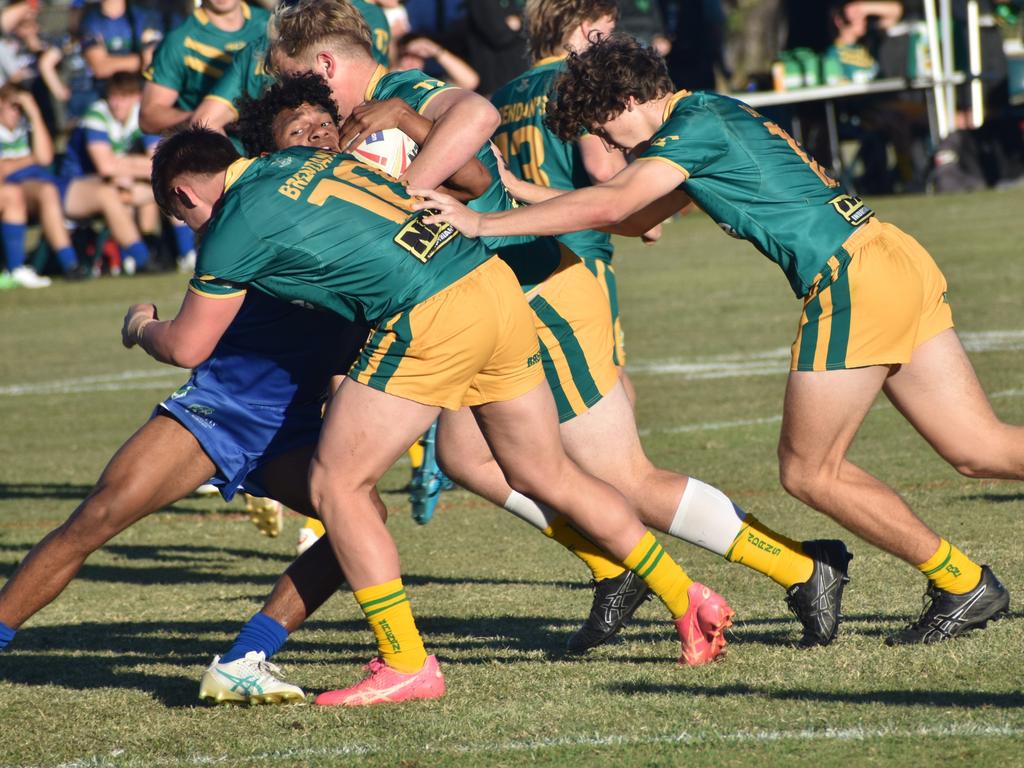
36, 723, 1024, 767
0, 370, 180, 397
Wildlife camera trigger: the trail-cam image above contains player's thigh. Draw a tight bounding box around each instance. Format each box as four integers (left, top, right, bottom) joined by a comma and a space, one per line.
84, 413, 216, 530
882, 328, 1010, 463
61, 176, 105, 219
313, 377, 439, 493
257, 444, 317, 516
779, 366, 890, 472
437, 407, 494, 470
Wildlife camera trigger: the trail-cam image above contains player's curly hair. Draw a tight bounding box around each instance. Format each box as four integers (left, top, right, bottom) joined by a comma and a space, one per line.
235, 72, 341, 156
545, 34, 675, 142
525, 0, 618, 61
151, 127, 240, 217
268, 0, 372, 73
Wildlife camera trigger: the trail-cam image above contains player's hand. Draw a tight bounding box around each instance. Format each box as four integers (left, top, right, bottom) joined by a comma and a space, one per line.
641, 223, 663, 245
122, 303, 158, 349
339, 99, 414, 153
408, 188, 482, 238
489, 142, 523, 196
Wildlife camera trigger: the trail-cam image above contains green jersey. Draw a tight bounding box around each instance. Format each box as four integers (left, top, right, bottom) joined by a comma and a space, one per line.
639, 91, 875, 298
206, 33, 271, 112
144, 2, 269, 111
191, 148, 490, 326
490, 56, 613, 265
352, 0, 391, 67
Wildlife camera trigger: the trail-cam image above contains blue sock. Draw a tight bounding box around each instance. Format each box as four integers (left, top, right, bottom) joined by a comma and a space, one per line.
172, 224, 194, 256
0, 621, 16, 650
220, 612, 289, 664
124, 240, 149, 268
1, 223, 27, 269
56, 246, 78, 272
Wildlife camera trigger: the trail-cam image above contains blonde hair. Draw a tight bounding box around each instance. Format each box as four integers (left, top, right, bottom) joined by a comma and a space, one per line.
269, 0, 372, 71
525, 0, 618, 60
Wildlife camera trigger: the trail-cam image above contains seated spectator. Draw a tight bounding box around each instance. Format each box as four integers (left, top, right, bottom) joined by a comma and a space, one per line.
58, 72, 160, 275
394, 33, 479, 90
79, 0, 164, 90
0, 84, 82, 285
0, 11, 68, 129
825, 0, 902, 83
466, 0, 528, 95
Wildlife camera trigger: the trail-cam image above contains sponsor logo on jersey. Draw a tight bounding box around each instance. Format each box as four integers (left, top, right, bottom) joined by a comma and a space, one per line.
171, 384, 194, 400
526, 351, 542, 367
828, 194, 874, 226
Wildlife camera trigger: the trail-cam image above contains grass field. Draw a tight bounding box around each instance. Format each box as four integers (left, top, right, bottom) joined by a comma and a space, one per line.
1, 187, 1023, 767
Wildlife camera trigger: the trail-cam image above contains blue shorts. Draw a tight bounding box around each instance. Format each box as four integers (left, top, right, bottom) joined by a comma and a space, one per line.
4, 165, 71, 204
155, 376, 324, 501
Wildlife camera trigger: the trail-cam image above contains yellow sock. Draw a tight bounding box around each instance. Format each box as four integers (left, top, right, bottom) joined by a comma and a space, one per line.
544, 515, 627, 582
622, 531, 693, 619
354, 578, 427, 673
724, 514, 814, 589
408, 441, 425, 470
917, 539, 983, 595
302, 517, 325, 537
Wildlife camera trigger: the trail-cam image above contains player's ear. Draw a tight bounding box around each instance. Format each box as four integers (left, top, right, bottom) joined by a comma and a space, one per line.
174, 186, 197, 211
315, 51, 336, 80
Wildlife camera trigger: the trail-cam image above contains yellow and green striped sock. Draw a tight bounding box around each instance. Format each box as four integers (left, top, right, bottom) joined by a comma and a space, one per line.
622, 531, 693, 619
917, 539, 982, 595
354, 577, 427, 673
545, 515, 627, 582
724, 514, 814, 589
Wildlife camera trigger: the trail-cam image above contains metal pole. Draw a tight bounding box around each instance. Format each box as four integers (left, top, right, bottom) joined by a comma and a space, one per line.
940, 0, 957, 131
967, 0, 985, 128
923, 0, 949, 138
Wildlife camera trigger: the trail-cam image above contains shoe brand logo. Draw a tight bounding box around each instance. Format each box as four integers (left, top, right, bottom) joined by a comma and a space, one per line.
924, 585, 986, 639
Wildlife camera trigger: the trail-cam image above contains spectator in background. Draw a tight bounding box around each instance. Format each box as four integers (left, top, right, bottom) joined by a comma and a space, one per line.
0, 83, 83, 286
825, 0, 902, 83
0, 2, 32, 38
404, 0, 467, 48
80, 0, 163, 86
58, 72, 160, 275
466, 0, 528, 95
659, 0, 725, 91
395, 32, 479, 89
0, 11, 67, 132
616, 0, 670, 52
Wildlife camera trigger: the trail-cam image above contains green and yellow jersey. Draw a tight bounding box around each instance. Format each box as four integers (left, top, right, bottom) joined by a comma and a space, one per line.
352, 0, 392, 67
144, 2, 269, 111
205, 33, 271, 114
490, 56, 614, 265
639, 90, 876, 298
191, 147, 491, 326
368, 66, 562, 290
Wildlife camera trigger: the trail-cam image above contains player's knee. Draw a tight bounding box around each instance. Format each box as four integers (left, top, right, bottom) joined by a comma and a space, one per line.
777, 451, 821, 503
62, 495, 127, 548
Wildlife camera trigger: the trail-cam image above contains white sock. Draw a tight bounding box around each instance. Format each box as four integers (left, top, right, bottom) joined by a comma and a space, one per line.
503, 490, 557, 532
668, 478, 746, 556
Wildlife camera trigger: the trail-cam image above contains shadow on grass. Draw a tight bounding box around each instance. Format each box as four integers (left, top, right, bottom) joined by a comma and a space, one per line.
0, 482, 245, 516
963, 491, 1024, 504
605, 680, 1024, 709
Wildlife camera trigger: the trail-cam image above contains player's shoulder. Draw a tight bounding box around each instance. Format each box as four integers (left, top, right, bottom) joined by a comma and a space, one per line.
245, 2, 271, 25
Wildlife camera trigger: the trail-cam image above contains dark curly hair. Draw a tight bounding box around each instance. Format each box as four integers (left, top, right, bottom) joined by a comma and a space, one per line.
545, 34, 675, 142
235, 72, 341, 156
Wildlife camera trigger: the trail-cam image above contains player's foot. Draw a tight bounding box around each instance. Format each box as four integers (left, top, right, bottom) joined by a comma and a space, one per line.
314, 655, 445, 707
675, 582, 734, 666
410, 421, 452, 525
199, 651, 305, 705
296, 525, 321, 555
193, 482, 219, 496
10, 265, 51, 289
244, 494, 283, 538
785, 539, 853, 648
886, 565, 1010, 645
565, 570, 652, 654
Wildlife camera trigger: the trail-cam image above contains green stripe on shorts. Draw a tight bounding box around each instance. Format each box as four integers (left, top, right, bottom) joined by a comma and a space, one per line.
825, 269, 851, 370
536, 335, 575, 422
797, 294, 823, 371
530, 294, 602, 417
368, 311, 413, 389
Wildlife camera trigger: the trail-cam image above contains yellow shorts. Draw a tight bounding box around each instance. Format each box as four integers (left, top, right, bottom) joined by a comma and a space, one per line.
791, 219, 954, 371
350, 256, 544, 408
582, 256, 626, 366
528, 248, 620, 423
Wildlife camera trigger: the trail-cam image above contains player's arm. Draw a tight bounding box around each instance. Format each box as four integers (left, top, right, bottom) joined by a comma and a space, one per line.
122, 290, 244, 369
140, 82, 191, 134
412, 157, 688, 238
17, 91, 54, 166
579, 133, 627, 183
406, 88, 500, 190
87, 139, 153, 180
83, 45, 143, 80
192, 96, 239, 133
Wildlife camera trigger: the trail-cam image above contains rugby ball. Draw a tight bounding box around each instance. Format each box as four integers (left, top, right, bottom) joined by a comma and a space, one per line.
352, 128, 419, 179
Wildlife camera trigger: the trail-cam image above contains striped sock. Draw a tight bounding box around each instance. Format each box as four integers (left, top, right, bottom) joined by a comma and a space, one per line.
355, 578, 427, 673
219, 612, 289, 664
725, 514, 814, 588
917, 538, 983, 595
545, 515, 626, 582
622, 531, 693, 619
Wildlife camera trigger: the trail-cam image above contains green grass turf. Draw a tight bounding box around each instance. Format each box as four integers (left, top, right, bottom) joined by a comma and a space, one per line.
1, 187, 1023, 767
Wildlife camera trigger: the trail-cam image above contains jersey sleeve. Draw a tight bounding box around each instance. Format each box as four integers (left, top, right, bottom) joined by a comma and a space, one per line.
80, 106, 111, 145
204, 47, 249, 114
637, 110, 729, 181
189, 191, 264, 297
378, 70, 455, 115
143, 34, 184, 90
78, 10, 105, 50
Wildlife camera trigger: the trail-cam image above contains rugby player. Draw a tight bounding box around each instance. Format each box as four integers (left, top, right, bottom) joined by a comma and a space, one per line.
414, 35, 1016, 644
134, 126, 733, 706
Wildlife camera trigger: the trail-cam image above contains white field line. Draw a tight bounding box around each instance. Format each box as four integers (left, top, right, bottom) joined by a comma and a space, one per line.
33, 723, 1024, 768
0, 369, 181, 397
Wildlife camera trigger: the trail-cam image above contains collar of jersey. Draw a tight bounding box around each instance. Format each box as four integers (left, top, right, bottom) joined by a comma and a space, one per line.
661, 90, 693, 122
195, 2, 251, 27
364, 64, 387, 102
533, 54, 567, 67
224, 157, 257, 192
